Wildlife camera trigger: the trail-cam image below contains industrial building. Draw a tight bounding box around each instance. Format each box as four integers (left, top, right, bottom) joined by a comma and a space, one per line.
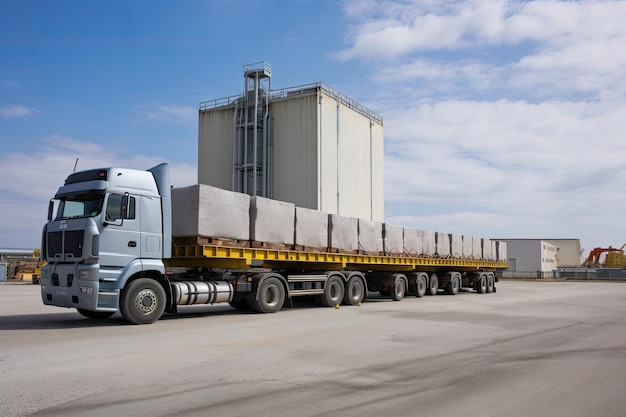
197, 62, 384, 222
495, 238, 582, 279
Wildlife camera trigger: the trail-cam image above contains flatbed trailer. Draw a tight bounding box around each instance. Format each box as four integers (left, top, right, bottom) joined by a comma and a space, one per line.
162, 243, 504, 316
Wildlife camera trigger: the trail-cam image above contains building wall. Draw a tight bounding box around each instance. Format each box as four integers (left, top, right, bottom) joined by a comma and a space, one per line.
544, 239, 582, 267
500, 239, 558, 274
197, 85, 384, 221
271, 92, 319, 209
318, 91, 384, 221
198, 106, 235, 190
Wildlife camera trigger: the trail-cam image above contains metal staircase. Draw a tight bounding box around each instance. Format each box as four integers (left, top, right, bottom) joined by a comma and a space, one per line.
233, 62, 273, 198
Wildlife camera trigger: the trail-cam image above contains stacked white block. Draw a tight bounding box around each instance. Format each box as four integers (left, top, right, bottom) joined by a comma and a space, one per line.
472, 236, 482, 259
358, 219, 384, 254
450, 234, 463, 258
250, 196, 295, 245
462, 236, 473, 259
171, 184, 250, 240
383, 223, 404, 255
421, 230, 436, 256
328, 214, 359, 252
436, 232, 451, 257
295, 207, 328, 249
497, 241, 507, 261
403, 227, 423, 257
482, 239, 493, 261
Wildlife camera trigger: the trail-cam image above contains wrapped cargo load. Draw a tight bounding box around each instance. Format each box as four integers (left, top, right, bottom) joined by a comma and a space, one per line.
421, 230, 436, 256
436, 232, 451, 258
295, 207, 328, 250
171, 184, 250, 242
472, 236, 482, 259
250, 196, 295, 246
462, 235, 473, 259
482, 239, 493, 261
383, 223, 404, 256
450, 234, 463, 258
497, 241, 508, 261
328, 214, 359, 253
358, 219, 384, 254
403, 227, 423, 257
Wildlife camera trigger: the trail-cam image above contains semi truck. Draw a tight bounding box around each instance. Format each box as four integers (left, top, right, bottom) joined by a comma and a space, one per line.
40, 163, 507, 324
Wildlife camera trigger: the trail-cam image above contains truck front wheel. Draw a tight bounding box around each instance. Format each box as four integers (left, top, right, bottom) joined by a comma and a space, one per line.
120, 278, 166, 324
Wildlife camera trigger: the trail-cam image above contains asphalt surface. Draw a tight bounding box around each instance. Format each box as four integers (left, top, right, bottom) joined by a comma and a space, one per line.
1, 280, 626, 417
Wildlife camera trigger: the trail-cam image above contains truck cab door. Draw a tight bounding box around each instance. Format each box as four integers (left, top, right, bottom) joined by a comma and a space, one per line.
99, 194, 141, 267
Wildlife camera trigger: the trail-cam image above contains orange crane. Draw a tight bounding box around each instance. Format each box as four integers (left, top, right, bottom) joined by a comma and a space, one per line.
582, 243, 626, 267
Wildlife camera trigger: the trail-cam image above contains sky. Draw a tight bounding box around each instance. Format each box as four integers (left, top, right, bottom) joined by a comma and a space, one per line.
2, 0, 626, 259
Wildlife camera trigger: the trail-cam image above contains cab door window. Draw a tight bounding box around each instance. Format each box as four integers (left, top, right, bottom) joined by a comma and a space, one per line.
106, 194, 136, 221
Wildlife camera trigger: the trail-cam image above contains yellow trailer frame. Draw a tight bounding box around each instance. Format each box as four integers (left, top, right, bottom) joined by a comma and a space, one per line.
169, 245, 508, 272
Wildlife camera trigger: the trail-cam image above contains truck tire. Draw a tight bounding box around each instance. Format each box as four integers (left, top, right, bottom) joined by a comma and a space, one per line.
446, 276, 459, 295
120, 278, 166, 324
427, 274, 439, 296
76, 309, 114, 320
251, 277, 284, 313
343, 276, 365, 305
391, 277, 406, 301
477, 275, 487, 294
415, 274, 427, 298
320, 276, 344, 307
487, 274, 495, 293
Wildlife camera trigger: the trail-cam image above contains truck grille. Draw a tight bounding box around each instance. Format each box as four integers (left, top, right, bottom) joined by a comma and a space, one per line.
47, 230, 84, 259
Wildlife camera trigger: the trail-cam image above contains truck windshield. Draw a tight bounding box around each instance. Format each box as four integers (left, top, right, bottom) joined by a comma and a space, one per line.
55, 194, 105, 219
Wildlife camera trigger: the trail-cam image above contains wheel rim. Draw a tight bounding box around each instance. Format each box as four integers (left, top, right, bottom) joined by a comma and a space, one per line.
330, 282, 341, 301
396, 281, 405, 297
350, 282, 362, 301
265, 284, 280, 307
135, 289, 158, 315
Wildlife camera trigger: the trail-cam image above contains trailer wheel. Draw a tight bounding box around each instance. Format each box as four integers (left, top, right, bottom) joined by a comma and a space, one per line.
391, 277, 406, 301
320, 276, 345, 307
446, 276, 460, 295
76, 309, 114, 320
427, 274, 439, 296
477, 275, 487, 294
120, 278, 166, 324
343, 276, 365, 305
251, 277, 285, 313
487, 274, 495, 293
415, 275, 427, 298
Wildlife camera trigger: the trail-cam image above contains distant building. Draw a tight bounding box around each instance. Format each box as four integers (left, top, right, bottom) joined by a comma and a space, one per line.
494, 238, 582, 279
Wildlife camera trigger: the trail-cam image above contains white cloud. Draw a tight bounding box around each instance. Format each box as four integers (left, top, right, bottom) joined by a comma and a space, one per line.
0, 136, 196, 248
133, 100, 197, 123
0, 104, 41, 118
382, 96, 626, 250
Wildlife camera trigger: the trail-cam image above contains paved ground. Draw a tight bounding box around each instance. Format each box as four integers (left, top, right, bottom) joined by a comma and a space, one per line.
1, 280, 626, 417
